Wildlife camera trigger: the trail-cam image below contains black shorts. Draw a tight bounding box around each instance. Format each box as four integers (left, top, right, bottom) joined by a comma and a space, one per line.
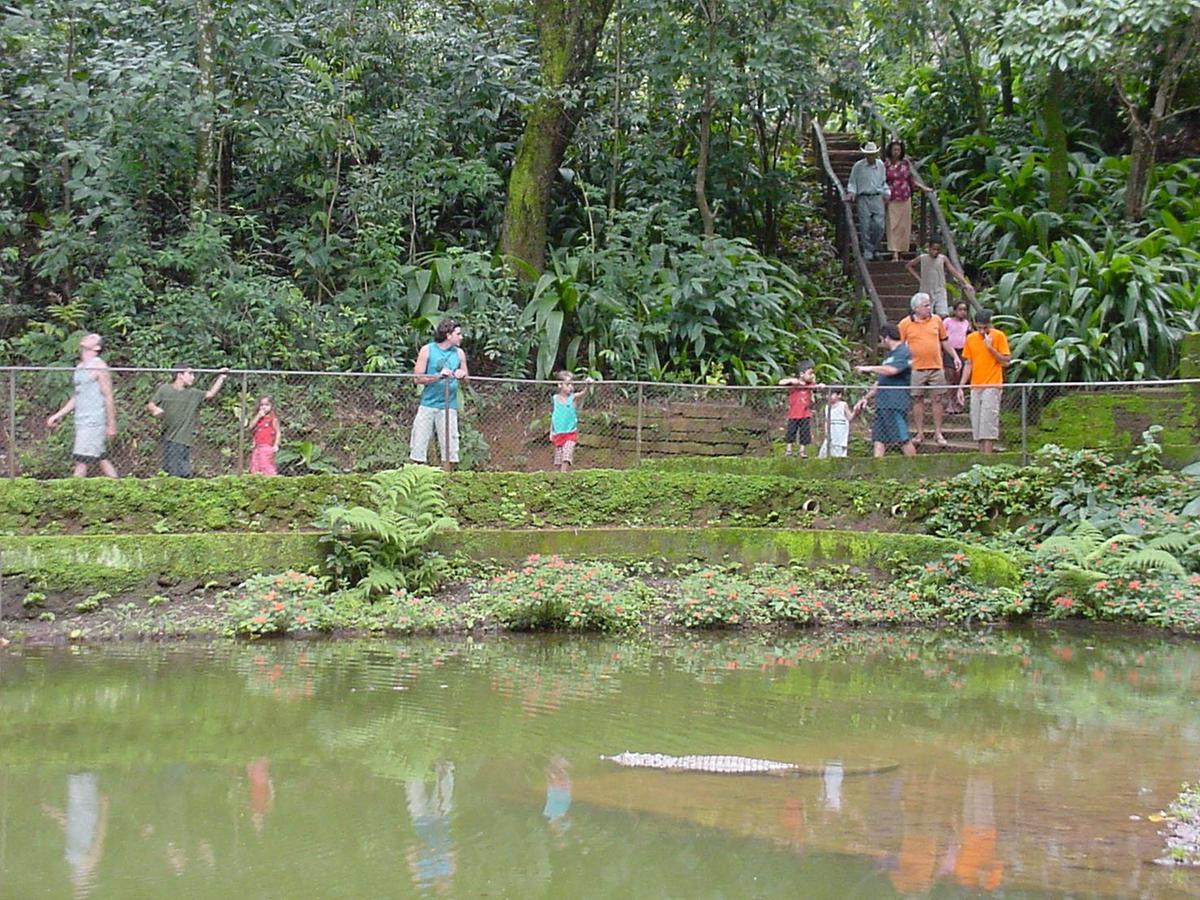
786, 418, 812, 445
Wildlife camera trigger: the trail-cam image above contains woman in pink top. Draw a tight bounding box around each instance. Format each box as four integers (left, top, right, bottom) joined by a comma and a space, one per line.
883, 141, 931, 261
943, 301, 972, 413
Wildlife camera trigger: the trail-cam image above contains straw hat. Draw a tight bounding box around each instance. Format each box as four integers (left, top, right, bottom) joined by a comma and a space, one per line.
861, 141, 880, 154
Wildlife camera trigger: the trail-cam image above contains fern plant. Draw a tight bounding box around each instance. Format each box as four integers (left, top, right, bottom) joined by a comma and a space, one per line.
1035, 520, 1197, 599
318, 467, 457, 596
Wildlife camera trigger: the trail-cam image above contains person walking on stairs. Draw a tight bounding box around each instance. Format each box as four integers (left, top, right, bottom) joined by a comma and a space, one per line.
899, 292, 961, 448
883, 141, 932, 261
845, 142, 889, 261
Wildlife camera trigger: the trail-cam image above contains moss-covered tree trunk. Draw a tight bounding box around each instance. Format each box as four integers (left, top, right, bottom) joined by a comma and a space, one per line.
1044, 67, 1069, 213
499, 0, 615, 275
192, 0, 217, 212
948, 7, 987, 135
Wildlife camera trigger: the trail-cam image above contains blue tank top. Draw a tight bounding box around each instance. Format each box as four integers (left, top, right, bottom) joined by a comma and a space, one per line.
419, 342, 462, 410
551, 392, 577, 435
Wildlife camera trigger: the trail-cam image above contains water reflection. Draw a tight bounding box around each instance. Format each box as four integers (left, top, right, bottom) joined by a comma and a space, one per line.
0, 630, 1197, 897
41, 772, 108, 898
406, 761, 456, 894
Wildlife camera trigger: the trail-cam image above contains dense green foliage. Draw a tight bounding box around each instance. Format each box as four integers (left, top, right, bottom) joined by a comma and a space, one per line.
0, 0, 857, 383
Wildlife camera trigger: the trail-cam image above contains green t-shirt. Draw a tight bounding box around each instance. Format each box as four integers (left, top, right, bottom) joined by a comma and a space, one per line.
153, 384, 205, 446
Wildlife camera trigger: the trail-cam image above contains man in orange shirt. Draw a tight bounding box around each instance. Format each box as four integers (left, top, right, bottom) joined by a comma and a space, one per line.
956, 309, 1011, 453
898, 292, 961, 447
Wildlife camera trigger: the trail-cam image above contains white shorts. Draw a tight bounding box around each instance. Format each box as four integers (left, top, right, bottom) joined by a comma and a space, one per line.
409, 405, 459, 463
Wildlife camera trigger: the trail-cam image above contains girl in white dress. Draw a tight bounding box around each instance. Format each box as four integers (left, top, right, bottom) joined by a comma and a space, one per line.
818, 388, 857, 458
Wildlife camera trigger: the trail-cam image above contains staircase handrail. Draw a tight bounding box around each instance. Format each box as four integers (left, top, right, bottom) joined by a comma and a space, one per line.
861, 101, 978, 313
810, 118, 889, 336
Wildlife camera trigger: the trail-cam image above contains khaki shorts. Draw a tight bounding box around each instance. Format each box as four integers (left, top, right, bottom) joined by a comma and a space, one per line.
410, 405, 459, 463
969, 387, 1002, 441
911, 367, 947, 398
553, 440, 576, 466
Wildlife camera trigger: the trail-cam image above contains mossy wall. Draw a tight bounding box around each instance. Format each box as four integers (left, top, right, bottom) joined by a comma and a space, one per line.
0, 528, 1018, 591
0, 470, 908, 535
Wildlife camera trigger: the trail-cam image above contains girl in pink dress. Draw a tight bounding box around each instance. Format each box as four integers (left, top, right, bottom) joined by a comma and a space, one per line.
943, 302, 972, 413
248, 396, 281, 475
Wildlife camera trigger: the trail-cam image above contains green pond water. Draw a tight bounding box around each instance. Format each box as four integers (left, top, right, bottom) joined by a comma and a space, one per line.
2, 629, 1199, 898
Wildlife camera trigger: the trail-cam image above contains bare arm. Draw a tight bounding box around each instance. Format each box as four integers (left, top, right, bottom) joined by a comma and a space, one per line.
905, 257, 921, 281
204, 370, 229, 400
46, 396, 76, 428
147, 398, 164, 417
943, 259, 974, 294
96, 364, 117, 435
413, 345, 438, 385
453, 350, 469, 382
941, 337, 962, 370
273, 419, 281, 452
957, 360, 974, 400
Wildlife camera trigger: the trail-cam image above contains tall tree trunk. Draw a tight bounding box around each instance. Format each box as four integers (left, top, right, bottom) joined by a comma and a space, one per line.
499, 0, 615, 275
1117, 9, 1200, 222
192, 0, 217, 211
693, 0, 718, 241
948, 7, 987, 135
1044, 67, 1070, 213
999, 55, 1014, 116
607, 0, 622, 218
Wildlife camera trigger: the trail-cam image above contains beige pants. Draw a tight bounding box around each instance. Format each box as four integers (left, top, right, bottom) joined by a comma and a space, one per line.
969, 387, 1002, 441
887, 198, 912, 253
409, 405, 459, 463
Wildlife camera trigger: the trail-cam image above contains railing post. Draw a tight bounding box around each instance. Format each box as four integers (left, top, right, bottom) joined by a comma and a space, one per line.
442, 379, 452, 472
237, 371, 247, 476
1020, 385, 1029, 465
7, 371, 15, 478
635, 384, 644, 465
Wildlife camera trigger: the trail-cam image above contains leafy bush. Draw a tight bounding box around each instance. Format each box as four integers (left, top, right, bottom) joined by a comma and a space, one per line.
669, 570, 761, 628
477, 555, 651, 633
224, 571, 327, 637
320, 467, 458, 597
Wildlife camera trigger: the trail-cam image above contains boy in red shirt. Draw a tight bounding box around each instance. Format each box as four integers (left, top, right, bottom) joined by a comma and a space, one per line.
780, 360, 820, 458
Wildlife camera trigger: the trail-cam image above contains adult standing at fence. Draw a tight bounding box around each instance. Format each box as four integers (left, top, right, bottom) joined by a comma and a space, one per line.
46, 333, 119, 478
845, 141, 889, 261
883, 141, 931, 262
410, 318, 469, 468
956, 310, 1011, 454
146, 367, 228, 477
899, 292, 960, 448
853, 323, 916, 457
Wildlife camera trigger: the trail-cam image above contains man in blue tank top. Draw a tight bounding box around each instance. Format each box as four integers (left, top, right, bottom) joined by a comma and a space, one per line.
409, 319, 469, 466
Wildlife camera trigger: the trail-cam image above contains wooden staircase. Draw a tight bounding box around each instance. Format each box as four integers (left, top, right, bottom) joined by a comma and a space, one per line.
817, 130, 984, 452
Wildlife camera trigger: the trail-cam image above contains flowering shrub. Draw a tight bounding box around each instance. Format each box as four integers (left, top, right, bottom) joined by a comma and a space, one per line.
754, 581, 832, 625
478, 555, 650, 633
670, 571, 761, 628
225, 571, 327, 637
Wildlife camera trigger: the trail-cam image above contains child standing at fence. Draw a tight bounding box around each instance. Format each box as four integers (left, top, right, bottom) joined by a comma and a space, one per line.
818, 388, 856, 458
780, 360, 820, 458
550, 372, 592, 473
248, 396, 281, 475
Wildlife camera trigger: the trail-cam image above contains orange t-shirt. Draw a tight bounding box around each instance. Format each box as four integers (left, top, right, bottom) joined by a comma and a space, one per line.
962, 329, 1011, 386
898, 315, 948, 370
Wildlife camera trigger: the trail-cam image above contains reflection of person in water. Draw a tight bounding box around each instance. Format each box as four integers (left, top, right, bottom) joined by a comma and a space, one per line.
247, 757, 275, 834
42, 772, 110, 898
406, 761, 457, 894
952, 776, 1004, 891
543, 755, 572, 836
821, 760, 844, 812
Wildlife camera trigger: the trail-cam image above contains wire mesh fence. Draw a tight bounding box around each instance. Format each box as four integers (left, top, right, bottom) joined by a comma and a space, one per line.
0, 366, 1195, 478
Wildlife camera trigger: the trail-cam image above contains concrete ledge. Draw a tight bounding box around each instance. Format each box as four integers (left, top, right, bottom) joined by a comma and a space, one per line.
0, 528, 1018, 591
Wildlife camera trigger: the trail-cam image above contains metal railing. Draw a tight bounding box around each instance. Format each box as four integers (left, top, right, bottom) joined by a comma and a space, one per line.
1, 366, 1195, 477
810, 119, 887, 340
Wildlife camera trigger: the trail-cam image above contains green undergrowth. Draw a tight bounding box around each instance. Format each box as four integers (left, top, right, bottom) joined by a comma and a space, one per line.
0, 469, 906, 535
640, 452, 1025, 480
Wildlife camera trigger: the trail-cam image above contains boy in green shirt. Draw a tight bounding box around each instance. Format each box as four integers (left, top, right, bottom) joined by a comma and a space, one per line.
146, 367, 228, 476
